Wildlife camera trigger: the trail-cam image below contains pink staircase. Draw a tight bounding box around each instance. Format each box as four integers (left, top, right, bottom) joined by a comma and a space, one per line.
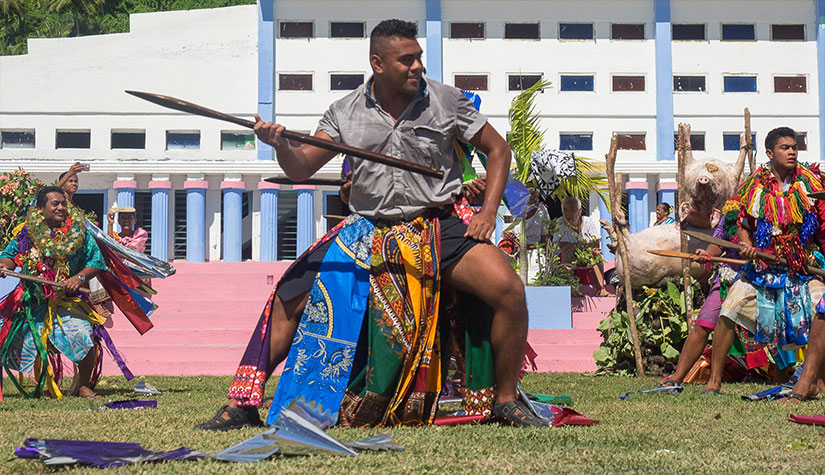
527, 289, 615, 373
100, 262, 614, 377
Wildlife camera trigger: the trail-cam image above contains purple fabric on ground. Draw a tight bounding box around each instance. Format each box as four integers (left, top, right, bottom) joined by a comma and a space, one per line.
102, 399, 157, 410
15, 438, 202, 468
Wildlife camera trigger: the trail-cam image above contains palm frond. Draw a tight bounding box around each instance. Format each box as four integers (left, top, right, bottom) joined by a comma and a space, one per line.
508, 78, 553, 184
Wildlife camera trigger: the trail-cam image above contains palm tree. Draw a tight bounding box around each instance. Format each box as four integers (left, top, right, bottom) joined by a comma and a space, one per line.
507, 78, 608, 283
48, 0, 102, 36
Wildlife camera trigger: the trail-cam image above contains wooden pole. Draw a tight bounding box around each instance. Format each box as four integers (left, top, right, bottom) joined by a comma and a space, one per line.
676, 123, 695, 332
0, 269, 90, 294
744, 107, 755, 174
604, 133, 645, 377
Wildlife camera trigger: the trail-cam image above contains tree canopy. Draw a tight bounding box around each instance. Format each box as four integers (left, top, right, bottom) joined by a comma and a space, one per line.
0, 0, 255, 55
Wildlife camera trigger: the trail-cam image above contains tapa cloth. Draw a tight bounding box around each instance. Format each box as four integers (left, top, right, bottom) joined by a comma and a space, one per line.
720, 274, 825, 350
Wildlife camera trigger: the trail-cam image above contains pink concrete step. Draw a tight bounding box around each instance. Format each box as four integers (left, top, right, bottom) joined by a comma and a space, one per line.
572, 312, 607, 330
532, 359, 597, 373
527, 329, 602, 373
106, 328, 254, 346
572, 295, 616, 314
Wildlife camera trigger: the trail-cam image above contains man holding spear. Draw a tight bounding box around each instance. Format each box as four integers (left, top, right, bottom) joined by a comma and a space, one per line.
701, 127, 825, 396
198, 19, 540, 429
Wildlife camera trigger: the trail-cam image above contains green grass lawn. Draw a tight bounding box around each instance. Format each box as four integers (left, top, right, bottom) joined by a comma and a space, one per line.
2, 373, 825, 473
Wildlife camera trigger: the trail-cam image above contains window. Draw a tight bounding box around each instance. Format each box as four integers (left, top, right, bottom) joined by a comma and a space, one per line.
508, 74, 542, 91
330, 22, 364, 38
111, 130, 145, 149
330, 73, 364, 91
616, 133, 645, 150
723, 133, 756, 151
450, 22, 484, 39
612, 76, 645, 92
673, 133, 706, 151
279, 74, 313, 91
277, 190, 298, 260
559, 23, 593, 40
775, 76, 807, 93
611, 23, 644, 40
672, 24, 705, 41
221, 131, 255, 150
134, 191, 152, 255
166, 131, 200, 150
772, 24, 804, 41
280, 21, 313, 38
173, 190, 187, 260
454, 74, 488, 91
56, 130, 90, 149
559, 133, 593, 151
1, 130, 35, 149
796, 132, 808, 151
560, 75, 594, 92
723, 76, 757, 93
673, 76, 706, 92
504, 23, 539, 40
722, 24, 755, 41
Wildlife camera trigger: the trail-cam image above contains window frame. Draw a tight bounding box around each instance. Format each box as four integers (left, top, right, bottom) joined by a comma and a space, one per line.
721, 23, 756, 41
722, 75, 758, 93
454, 74, 489, 91
278, 73, 314, 92
0, 129, 35, 149
449, 21, 485, 39
611, 74, 646, 92
671, 23, 706, 41
610, 23, 645, 40
559, 74, 595, 92
329, 21, 365, 39
673, 132, 706, 152
673, 75, 708, 93
796, 132, 808, 151
165, 130, 201, 151
220, 130, 256, 151
504, 22, 540, 40
329, 72, 365, 91
615, 133, 646, 151
722, 133, 757, 152
559, 132, 594, 151
279, 20, 314, 39
558, 22, 594, 40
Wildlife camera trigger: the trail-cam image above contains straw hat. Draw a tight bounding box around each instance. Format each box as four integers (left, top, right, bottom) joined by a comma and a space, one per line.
110, 206, 136, 214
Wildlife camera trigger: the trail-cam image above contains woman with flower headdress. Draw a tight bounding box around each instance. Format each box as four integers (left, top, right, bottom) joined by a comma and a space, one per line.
0, 186, 107, 399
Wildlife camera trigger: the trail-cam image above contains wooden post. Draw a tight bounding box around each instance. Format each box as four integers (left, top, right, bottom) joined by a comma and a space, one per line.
677, 123, 695, 332
604, 133, 645, 377
744, 108, 755, 174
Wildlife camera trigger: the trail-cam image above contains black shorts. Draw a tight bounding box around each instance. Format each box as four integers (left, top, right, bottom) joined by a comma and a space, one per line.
276, 214, 481, 302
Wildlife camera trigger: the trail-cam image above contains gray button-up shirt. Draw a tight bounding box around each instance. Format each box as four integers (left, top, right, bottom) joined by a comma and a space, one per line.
316, 76, 487, 220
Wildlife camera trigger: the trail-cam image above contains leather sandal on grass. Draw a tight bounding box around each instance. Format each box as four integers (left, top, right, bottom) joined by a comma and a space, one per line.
195, 404, 263, 431
492, 400, 550, 428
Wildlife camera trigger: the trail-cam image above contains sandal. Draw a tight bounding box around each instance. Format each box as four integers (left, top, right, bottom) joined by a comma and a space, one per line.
492, 400, 550, 428
780, 392, 816, 403
660, 377, 681, 388
195, 404, 263, 431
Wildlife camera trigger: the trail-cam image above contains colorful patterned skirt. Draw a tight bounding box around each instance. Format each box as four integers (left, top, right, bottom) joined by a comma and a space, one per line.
228, 209, 496, 427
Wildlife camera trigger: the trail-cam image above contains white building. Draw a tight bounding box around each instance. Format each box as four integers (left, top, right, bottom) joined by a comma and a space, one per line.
2, 0, 824, 262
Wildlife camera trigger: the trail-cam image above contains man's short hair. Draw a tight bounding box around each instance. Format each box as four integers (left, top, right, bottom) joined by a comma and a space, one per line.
369, 19, 417, 56
765, 127, 797, 152
36, 186, 65, 208
562, 196, 581, 210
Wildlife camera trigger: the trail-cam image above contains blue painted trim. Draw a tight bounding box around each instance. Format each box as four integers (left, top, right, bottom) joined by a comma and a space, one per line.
296, 189, 314, 255
654, 0, 674, 161
818, 0, 825, 162
257, 0, 275, 161
597, 196, 614, 260
223, 188, 243, 262
628, 188, 649, 234
150, 188, 169, 261
260, 188, 279, 261
657, 189, 677, 211
186, 189, 206, 262
425, 0, 442, 82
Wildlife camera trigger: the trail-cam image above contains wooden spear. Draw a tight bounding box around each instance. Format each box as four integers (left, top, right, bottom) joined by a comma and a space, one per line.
676, 123, 695, 332
744, 108, 755, 174
604, 133, 645, 377
0, 269, 90, 294
125, 90, 444, 179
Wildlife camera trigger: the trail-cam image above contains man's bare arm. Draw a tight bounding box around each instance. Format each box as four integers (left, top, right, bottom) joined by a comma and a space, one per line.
253, 115, 338, 182
467, 123, 511, 240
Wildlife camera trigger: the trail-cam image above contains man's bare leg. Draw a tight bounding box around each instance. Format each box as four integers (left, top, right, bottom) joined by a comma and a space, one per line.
593, 262, 611, 297
223, 292, 308, 411
74, 345, 98, 398
442, 243, 528, 404
789, 312, 825, 400
666, 325, 711, 384
704, 316, 736, 393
